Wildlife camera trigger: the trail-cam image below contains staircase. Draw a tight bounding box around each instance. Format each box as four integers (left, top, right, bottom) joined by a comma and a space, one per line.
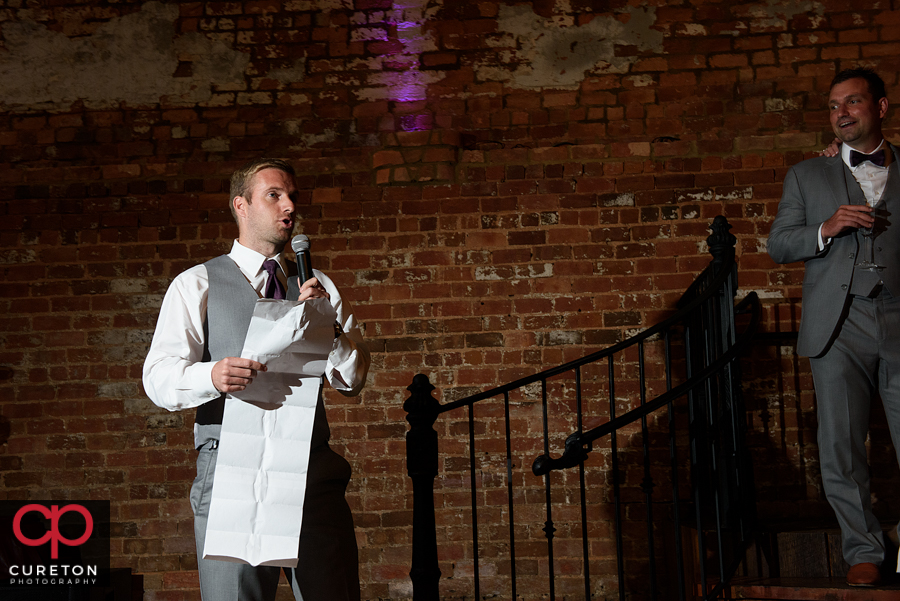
724, 522, 900, 600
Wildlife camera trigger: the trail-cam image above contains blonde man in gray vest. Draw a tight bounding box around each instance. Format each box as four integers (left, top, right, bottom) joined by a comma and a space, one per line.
769, 68, 900, 587
143, 158, 370, 600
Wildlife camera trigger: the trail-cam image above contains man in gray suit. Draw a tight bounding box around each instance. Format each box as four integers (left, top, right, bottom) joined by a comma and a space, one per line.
768, 67, 900, 587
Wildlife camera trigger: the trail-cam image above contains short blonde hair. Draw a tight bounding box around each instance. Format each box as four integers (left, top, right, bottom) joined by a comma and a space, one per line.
229, 158, 296, 221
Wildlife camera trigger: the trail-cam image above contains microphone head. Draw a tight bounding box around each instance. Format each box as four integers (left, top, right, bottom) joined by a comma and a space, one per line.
291, 235, 310, 254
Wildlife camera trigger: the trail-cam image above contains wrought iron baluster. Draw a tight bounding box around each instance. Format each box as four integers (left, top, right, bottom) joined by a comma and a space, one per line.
468, 404, 480, 601
576, 366, 591, 601
404, 375, 441, 601
541, 377, 556, 600
665, 327, 687, 601
504, 391, 518, 600
609, 355, 625, 601
638, 340, 658, 600
685, 306, 710, 600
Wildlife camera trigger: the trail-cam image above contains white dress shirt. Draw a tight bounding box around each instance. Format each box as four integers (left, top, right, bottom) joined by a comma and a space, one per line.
817, 140, 890, 251
143, 240, 369, 412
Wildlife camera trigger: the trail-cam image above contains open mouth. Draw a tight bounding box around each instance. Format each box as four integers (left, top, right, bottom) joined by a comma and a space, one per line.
839, 120, 856, 129
280, 218, 293, 229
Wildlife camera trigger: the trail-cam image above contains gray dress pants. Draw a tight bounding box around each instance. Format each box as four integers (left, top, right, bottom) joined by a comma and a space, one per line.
809, 291, 900, 566
191, 441, 361, 601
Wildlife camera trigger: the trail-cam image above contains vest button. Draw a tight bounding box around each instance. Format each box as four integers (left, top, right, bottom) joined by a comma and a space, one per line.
841, 284, 848, 290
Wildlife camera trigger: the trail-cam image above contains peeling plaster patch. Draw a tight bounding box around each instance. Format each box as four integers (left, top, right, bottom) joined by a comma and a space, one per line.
284, 0, 352, 10
327, 75, 362, 86
359, 70, 445, 102
282, 94, 310, 106
771, 33, 791, 48
267, 58, 307, 84
718, 187, 754, 201
352, 27, 389, 42
717, 19, 749, 37
765, 98, 801, 112
130, 295, 163, 310
353, 0, 444, 102
0, 2, 249, 110
290, 129, 339, 150
738, 288, 784, 299
605, 193, 635, 207
348, 132, 381, 146
747, 0, 825, 30
474, 264, 553, 281
628, 75, 654, 88
479, 5, 664, 89
110, 279, 148, 294
283, 119, 341, 148
0, 249, 36, 264
678, 187, 752, 202
678, 23, 707, 36
201, 138, 230, 152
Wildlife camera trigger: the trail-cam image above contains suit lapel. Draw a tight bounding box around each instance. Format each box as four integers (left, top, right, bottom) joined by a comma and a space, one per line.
884, 144, 900, 207
822, 155, 854, 209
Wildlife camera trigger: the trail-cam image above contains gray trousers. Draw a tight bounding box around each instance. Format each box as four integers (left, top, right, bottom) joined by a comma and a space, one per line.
191, 441, 361, 601
809, 291, 900, 566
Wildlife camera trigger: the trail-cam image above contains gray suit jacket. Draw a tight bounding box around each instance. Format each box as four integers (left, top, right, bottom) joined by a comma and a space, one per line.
767, 144, 900, 358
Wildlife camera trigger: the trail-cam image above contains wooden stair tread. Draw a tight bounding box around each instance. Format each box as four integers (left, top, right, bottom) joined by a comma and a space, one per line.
729, 577, 900, 600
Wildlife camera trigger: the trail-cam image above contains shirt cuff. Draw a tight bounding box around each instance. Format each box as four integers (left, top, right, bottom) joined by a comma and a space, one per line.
817, 223, 831, 252
189, 362, 222, 400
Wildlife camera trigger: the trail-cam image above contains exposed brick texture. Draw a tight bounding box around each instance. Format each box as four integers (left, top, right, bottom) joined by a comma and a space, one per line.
2, 1, 900, 599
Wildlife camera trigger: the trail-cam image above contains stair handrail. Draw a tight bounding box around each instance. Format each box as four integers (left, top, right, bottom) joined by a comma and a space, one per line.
533, 290, 759, 475
404, 215, 757, 601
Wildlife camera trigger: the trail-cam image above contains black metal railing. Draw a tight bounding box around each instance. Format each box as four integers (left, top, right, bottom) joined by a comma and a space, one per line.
404, 216, 761, 600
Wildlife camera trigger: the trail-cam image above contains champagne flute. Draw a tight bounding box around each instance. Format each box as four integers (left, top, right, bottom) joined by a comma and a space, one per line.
855, 197, 884, 271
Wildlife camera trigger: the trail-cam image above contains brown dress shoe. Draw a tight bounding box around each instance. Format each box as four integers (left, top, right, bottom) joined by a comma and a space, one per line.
846, 562, 882, 587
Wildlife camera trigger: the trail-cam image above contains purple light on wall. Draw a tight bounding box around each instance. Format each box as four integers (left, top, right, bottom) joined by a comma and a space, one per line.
370, 3, 437, 129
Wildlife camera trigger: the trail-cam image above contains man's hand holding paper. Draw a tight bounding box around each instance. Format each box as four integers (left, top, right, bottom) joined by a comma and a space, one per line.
232, 296, 337, 404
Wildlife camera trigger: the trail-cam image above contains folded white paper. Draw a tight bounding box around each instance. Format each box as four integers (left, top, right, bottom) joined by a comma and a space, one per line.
203, 297, 337, 567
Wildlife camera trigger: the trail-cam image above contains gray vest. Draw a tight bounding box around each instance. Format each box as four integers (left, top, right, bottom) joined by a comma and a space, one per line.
194, 255, 331, 450
846, 161, 900, 296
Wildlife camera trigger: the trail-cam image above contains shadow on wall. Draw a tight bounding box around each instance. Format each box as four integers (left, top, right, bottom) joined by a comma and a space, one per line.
741, 301, 900, 526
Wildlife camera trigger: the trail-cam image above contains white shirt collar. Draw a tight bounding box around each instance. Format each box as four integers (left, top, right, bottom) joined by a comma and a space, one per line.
841, 139, 887, 169
228, 240, 285, 280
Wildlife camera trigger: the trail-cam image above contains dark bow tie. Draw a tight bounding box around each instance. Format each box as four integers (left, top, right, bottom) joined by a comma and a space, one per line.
850, 148, 886, 167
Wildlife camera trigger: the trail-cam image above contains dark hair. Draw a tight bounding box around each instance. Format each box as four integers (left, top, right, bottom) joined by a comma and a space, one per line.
229, 158, 296, 221
831, 67, 887, 102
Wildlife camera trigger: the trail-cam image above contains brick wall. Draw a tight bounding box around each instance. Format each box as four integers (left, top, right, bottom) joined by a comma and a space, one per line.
1, 0, 899, 599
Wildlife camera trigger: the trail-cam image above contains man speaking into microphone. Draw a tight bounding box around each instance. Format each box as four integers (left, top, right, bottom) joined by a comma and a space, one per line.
142, 158, 370, 601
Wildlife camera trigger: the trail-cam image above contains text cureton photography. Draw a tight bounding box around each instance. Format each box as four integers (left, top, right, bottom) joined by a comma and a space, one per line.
0, 500, 110, 589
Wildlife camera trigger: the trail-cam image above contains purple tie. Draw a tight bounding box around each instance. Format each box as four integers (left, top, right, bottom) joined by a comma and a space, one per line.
850, 148, 886, 167
262, 259, 286, 300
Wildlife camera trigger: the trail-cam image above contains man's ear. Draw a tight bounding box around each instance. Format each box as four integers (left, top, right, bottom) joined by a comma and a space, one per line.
232, 195, 248, 220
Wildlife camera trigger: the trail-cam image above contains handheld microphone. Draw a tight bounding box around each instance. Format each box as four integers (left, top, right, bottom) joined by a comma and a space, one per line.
291, 235, 313, 283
